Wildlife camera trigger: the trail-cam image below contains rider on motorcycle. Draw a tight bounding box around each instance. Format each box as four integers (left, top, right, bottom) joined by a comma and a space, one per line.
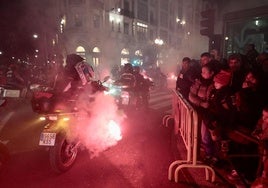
33, 54, 96, 113
118, 63, 136, 89
133, 66, 150, 107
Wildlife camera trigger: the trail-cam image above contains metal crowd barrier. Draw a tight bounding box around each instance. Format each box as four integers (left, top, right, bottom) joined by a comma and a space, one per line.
167, 89, 215, 183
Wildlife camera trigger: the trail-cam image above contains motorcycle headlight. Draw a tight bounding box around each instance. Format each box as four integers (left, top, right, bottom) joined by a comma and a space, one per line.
39, 115, 70, 121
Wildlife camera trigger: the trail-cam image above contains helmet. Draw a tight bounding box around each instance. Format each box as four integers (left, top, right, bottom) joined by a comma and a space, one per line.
133, 66, 140, 74
123, 63, 133, 73
66, 54, 84, 66
65, 54, 85, 80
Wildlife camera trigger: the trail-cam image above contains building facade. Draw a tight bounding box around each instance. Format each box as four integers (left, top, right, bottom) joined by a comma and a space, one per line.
56, 0, 196, 73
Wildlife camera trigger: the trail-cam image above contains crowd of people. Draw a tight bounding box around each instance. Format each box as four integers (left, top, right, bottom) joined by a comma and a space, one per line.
176, 45, 268, 187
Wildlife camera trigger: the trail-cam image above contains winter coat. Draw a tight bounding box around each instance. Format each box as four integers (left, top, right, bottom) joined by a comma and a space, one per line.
206, 86, 236, 130
188, 77, 214, 112
176, 68, 197, 99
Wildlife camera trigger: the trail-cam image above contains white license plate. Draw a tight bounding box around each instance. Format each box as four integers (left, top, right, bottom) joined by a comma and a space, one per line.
39, 132, 56, 146
4, 89, 20, 97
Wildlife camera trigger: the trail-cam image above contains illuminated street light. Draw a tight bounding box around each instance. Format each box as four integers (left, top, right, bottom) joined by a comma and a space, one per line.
33, 34, 38, 39
154, 38, 164, 46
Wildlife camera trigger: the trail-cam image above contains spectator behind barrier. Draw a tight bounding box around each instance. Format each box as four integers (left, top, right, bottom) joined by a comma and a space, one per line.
234, 69, 264, 131
202, 70, 236, 165
226, 53, 249, 94
176, 57, 198, 99
188, 63, 216, 163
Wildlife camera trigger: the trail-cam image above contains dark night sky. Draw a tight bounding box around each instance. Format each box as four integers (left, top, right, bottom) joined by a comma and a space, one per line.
0, 0, 48, 59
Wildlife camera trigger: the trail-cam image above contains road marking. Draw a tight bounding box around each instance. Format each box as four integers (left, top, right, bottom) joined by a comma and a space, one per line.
149, 90, 172, 114
0, 111, 14, 132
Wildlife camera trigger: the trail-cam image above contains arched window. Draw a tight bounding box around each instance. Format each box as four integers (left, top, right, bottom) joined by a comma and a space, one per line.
121, 48, 129, 66
133, 49, 143, 66
76, 46, 86, 60
92, 47, 100, 67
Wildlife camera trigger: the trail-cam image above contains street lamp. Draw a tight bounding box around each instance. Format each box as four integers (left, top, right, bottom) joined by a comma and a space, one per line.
154, 38, 164, 67
154, 38, 164, 46
33, 34, 38, 39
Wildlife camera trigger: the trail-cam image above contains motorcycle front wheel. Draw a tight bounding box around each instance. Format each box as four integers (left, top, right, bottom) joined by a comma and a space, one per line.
49, 133, 78, 173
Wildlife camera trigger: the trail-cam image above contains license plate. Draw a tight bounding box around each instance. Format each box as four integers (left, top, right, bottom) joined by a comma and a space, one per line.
4, 89, 20, 97
39, 132, 56, 146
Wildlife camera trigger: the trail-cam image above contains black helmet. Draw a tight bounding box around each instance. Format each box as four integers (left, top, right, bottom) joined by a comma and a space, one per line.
133, 66, 140, 74
66, 54, 84, 67
65, 54, 84, 80
123, 63, 133, 73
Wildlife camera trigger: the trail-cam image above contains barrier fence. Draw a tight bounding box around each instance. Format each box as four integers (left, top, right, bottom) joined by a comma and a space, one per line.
167, 89, 215, 183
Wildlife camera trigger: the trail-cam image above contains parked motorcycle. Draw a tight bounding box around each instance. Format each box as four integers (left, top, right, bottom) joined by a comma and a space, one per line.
0, 84, 26, 107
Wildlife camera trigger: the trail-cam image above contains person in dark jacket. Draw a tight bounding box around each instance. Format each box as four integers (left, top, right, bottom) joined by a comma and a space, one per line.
234, 69, 263, 131
188, 63, 215, 162
176, 57, 197, 99
202, 70, 236, 165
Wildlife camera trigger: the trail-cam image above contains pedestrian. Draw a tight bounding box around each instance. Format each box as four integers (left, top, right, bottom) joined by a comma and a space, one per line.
203, 70, 236, 166
188, 63, 216, 163
226, 53, 248, 94
176, 57, 197, 99
234, 69, 263, 131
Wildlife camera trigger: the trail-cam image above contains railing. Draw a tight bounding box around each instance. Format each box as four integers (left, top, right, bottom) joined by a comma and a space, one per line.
167, 89, 215, 183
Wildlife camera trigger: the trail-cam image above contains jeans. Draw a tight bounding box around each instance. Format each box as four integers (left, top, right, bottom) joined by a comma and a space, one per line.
201, 120, 214, 156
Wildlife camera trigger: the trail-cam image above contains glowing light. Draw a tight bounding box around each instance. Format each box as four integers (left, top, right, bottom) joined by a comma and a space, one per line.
154, 38, 164, 45
225, 37, 229, 41
63, 117, 70, 121
33, 34, 38, 39
137, 22, 148, 28
39, 117, 46, 121
107, 120, 122, 141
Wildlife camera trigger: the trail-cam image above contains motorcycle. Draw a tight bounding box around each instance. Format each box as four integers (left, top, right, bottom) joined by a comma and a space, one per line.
107, 77, 153, 110
38, 112, 81, 173
0, 84, 26, 107
32, 76, 112, 173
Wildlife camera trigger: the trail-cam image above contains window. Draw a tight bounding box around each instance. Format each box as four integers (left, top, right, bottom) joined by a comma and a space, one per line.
118, 22, 121, 32
75, 14, 82, 27
124, 22, 129, 34
76, 46, 86, 60
160, 12, 168, 27
92, 47, 101, 67
93, 14, 100, 28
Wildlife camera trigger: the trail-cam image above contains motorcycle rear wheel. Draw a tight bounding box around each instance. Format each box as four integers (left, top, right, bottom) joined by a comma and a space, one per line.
49, 133, 78, 173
